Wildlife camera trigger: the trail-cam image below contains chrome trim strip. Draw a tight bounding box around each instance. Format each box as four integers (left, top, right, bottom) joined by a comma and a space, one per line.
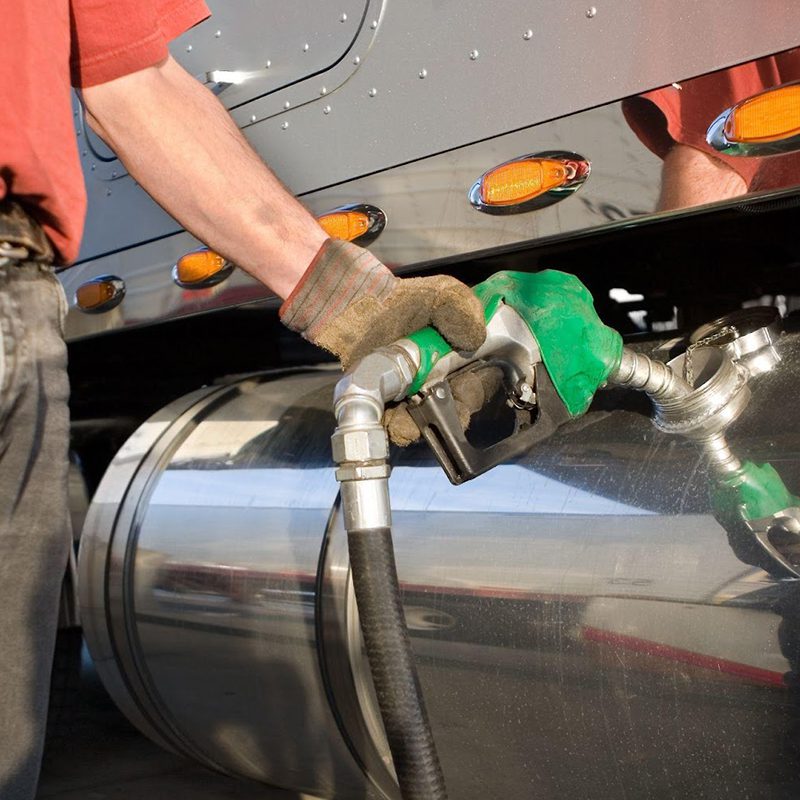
78, 386, 219, 751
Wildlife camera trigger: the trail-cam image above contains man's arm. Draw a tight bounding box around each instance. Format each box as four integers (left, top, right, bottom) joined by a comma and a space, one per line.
82, 54, 487, 386
657, 144, 747, 211
81, 54, 327, 300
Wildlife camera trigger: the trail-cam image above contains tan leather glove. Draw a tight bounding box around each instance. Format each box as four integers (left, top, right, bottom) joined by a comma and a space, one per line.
383, 365, 504, 446
280, 239, 486, 371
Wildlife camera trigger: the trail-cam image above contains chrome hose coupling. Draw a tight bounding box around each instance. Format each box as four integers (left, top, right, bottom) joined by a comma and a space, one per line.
332, 346, 419, 532
608, 345, 749, 475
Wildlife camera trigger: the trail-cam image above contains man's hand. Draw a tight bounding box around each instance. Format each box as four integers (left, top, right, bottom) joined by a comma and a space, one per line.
384, 365, 503, 446
280, 239, 486, 369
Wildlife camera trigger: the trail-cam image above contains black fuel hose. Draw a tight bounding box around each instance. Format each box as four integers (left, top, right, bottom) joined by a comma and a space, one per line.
347, 527, 448, 800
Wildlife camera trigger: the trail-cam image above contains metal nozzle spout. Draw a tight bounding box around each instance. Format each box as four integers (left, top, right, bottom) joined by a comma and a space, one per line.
608, 347, 693, 401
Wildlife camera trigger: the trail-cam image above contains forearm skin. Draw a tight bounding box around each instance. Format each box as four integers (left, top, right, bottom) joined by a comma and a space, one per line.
81, 55, 327, 299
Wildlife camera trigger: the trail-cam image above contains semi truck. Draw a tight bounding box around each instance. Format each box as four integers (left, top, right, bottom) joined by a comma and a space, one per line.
61, 2, 800, 797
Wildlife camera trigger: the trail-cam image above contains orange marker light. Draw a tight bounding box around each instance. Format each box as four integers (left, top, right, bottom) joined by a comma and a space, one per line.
480, 159, 569, 206
75, 275, 125, 313
318, 210, 371, 241
176, 249, 229, 285
724, 83, 800, 144
76, 281, 114, 311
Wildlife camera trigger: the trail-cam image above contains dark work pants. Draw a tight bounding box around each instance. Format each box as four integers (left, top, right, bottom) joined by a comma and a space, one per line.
0, 263, 71, 799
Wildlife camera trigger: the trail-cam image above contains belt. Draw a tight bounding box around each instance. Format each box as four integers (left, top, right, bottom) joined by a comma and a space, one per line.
0, 199, 54, 267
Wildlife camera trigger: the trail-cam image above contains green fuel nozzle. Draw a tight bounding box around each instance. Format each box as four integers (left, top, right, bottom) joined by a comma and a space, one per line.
406, 270, 624, 412
713, 460, 800, 578
339, 268, 797, 571
716, 460, 799, 521
400, 270, 624, 482
400, 270, 693, 483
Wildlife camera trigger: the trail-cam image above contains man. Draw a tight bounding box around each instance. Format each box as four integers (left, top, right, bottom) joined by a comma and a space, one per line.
0, 2, 485, 797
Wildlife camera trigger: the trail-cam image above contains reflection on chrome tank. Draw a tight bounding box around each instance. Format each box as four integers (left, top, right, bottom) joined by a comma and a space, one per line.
79, 325, 800, 799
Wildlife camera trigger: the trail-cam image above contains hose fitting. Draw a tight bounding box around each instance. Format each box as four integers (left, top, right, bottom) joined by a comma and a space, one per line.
608, 346, 749, 478
332, 347, 417, 532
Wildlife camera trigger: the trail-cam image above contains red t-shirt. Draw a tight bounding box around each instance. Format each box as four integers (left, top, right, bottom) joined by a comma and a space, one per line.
0, 0, 209, 264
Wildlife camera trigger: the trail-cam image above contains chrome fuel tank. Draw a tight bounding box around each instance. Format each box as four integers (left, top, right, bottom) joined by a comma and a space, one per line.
79, 336, 800, 799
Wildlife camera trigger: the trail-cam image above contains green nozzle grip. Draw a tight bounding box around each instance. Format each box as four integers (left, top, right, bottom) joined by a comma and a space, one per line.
714, 460, 800, 521
406, 326, 454, 395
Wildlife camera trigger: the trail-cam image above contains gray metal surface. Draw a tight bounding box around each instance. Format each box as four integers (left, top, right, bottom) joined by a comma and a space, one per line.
64, 4, 800, 339
76, 0, 800, 259
80, 331, 800, 799
77, 0, 372, 184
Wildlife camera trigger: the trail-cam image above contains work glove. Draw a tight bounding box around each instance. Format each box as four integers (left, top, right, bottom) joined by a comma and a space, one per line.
384, 365, 504, 446
280, 239, 486, 371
